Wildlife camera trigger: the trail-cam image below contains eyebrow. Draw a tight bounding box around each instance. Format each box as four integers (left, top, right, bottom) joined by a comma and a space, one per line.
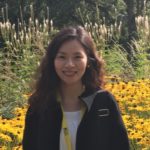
57, 51, 83, 55
57, 52, 66, 55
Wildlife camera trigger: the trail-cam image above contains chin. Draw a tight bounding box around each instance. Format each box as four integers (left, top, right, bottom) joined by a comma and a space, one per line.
62, 80, 81, 86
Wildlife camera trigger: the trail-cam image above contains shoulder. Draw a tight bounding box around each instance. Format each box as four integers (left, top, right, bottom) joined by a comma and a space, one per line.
94, 90, 123, 120
95, 89, 115, 101
94, 90, 118, 107
25, 105, 39, 122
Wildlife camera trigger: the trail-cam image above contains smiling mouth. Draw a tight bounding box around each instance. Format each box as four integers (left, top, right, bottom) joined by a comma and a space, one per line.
63, 71, 77, 76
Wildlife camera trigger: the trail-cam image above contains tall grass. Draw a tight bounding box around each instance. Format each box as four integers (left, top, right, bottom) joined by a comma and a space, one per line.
0, 4, 150, 150
83, 15, 150, 79
0, 5, 57, 117
0, 4, 150, 116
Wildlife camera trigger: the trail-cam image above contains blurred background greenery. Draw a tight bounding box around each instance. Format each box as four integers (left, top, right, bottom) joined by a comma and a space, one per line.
0, 0, 150, 119
0, 1, 150, 149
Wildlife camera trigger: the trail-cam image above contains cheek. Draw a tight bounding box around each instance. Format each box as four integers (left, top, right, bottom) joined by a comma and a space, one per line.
54, 60, 61, 72
83, 61, 88, 70
82, 57, 88, 68
79, 60, 88, 73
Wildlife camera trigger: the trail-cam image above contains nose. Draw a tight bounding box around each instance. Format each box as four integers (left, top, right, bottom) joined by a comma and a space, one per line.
65, 58, 75, 67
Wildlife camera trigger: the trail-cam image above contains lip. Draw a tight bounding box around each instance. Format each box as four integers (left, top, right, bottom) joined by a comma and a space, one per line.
63, 71, 77, 76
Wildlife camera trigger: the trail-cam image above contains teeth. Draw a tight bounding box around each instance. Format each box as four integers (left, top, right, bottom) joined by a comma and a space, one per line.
63, 71, 76, 76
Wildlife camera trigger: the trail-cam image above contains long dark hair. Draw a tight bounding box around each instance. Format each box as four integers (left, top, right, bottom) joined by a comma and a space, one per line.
28, 26, 105, 113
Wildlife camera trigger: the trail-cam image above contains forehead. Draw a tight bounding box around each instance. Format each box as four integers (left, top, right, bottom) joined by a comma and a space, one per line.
57, 40, 86, 54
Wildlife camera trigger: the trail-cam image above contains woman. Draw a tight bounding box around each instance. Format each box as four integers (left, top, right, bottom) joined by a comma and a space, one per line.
22, 26, 130, 150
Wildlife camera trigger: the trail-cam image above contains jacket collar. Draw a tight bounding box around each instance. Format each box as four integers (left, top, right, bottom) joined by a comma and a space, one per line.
56, 87, 104, 112
79, 88, 105, 112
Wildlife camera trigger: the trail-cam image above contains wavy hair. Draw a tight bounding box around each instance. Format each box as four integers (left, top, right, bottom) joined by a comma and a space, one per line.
28, 26, 105, 112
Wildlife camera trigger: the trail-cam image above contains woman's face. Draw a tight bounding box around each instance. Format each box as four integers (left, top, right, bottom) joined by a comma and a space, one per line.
54, 40, 88, 86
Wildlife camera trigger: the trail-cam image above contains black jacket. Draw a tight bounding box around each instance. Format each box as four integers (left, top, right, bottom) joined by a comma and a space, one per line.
22, 89, 130, 150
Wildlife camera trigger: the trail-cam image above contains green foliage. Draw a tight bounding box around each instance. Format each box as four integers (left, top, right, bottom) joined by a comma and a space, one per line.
0, 46, 40, 118
131, 40, 150, 79
0, 3, 150, 150
102, 44, 136, 79
0, 1, 150, 118
0, 14, 58, 116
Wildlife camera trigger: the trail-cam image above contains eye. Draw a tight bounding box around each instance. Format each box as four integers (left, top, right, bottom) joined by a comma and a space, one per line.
56, 55, 65, 59
74, 55, 83, 59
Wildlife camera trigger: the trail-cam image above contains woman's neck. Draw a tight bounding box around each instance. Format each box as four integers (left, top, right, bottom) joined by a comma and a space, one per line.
59, 83, 85, 112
